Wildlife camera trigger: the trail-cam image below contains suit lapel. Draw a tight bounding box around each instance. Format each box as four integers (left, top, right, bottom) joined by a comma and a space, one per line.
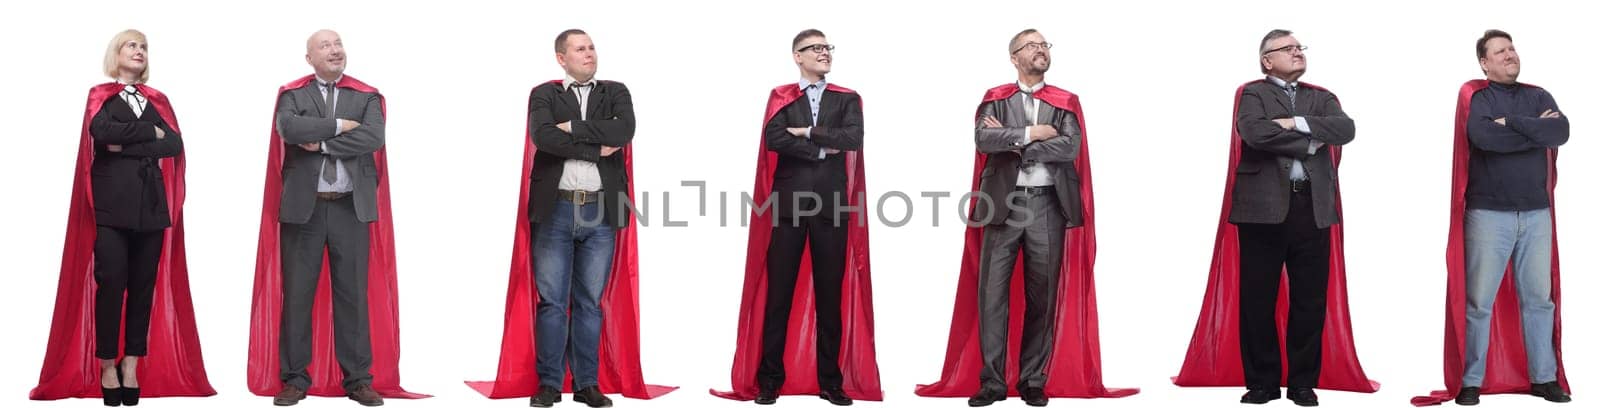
558, 84, 582, 121
1269, 85, 1293, 113
812, 89, 833, 126
585, 83, 604, 120
304, 84, 329, 117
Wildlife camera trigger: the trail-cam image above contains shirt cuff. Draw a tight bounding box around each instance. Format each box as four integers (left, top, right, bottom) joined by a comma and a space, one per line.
320, 141, 329, 155
1307, 140, 1323, 154
1293, 116, 1311, 134
1019, 126, 1031, 146
817, 148, 827, 159
804, 126, 813, 139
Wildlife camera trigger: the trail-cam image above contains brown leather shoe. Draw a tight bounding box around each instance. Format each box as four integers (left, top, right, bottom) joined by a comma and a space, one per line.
273, 384, 307, 406
346, 384, 384, 407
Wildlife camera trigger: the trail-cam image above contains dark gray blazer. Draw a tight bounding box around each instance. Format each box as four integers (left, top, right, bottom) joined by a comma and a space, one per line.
274, 81, 386, 224
1230, 79, 1354, 228
971, 91, 1083, 228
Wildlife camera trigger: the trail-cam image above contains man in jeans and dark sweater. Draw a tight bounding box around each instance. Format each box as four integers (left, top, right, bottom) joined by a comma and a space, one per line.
1457, 29, 1571, 405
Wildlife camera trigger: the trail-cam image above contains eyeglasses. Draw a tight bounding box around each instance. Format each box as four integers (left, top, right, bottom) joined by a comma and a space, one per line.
1011, 41, 1052, 54
796, 43, 835, 54
1262, 44, 1308, 56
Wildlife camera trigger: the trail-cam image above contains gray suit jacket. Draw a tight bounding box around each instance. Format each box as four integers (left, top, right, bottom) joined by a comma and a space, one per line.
274, 81, 386, 223
971, 91, 1083, 227
1230, 80, 1354, 228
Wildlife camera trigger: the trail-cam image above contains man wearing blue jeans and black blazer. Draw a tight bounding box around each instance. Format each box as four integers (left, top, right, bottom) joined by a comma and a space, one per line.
525, 28, 636, 408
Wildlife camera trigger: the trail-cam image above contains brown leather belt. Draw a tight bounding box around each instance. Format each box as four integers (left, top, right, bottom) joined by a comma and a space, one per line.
316, 191, 351, 201
558, 189, 602, 204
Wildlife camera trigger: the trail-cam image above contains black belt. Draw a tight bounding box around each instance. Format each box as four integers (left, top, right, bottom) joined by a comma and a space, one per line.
558, 189, 602, 204
1014, 185, 1055, 195
316, 191, 351, 201
1289, 179, 1310, 193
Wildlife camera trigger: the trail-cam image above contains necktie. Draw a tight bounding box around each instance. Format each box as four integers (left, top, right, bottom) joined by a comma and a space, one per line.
1284, 82, 1308, 181
123, 85, 145, 117
571, 82, 592, 120
321, 82, 339, 184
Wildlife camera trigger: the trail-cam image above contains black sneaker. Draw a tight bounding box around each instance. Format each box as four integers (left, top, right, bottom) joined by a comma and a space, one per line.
1530, 382, 1571, 403
529, 386, 562, 407
1456, 386, 1481, 405
573, 386, 613, 407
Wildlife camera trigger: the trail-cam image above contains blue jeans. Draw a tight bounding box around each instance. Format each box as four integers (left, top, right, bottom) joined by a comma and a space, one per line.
1462, 208, 1556, 386
533, 199, 615, 389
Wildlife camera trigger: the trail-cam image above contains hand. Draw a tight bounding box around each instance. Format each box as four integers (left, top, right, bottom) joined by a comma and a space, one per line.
981, 116, 1003, 128
1273, 118, 1296, 129
787, 127, 810, 137
1027, 124, 1058, 142
822, 148, 842, 155
154, 126, 166, 139
299, 143, 321, 152
1541, 109, 1563, 119
1494, 117, 1506, 126
107, 144, 123, 153
557, 121, 573, 133
600, 145, 622, 157
337, 119, 360, 134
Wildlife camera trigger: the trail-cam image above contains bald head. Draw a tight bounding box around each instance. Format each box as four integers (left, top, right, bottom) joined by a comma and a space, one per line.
305, 29, 346, 81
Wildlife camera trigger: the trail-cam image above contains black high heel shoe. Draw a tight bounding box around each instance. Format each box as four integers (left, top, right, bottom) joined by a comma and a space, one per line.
102, 365, 122, 407
120, 363, 141, 406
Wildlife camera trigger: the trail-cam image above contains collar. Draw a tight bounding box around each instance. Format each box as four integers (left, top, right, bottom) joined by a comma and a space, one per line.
564, 75, 596, 91
316, 74, 344, 88
799, 77, 827, 92
1266, 75, 1298, 90
1017, 79, 1045, 94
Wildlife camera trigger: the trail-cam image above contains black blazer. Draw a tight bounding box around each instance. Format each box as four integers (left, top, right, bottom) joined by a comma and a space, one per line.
89, 96, 183, 231
763, 88, 863, 219
1230, 80, 1355, 228
527, 80, 636, 228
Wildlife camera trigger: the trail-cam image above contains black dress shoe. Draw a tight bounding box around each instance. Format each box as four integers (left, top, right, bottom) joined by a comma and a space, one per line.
1240, 388, 1281, 404
968, 388, 1006, 407
819, 388, 853, 406
754, 388, 778, 405
529, 385, 562, 408
573, 386, 612, 408
1530, 382, 1571, 403
1456, 386, 1481, 405
1021, 387, 1048, 407
1287, 387, 1319, 407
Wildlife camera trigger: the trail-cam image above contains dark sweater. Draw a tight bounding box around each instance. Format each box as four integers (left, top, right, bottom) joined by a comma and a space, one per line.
1465, 82, 1568, 211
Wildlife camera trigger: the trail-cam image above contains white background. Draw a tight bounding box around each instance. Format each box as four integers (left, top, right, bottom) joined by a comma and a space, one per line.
1, 1, 1594, 407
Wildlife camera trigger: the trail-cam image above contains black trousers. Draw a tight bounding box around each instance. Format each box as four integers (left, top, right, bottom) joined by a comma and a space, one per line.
758, 213, 849, 391
1236, 188, 1331, 390
94, 226, 164, 359
977, 191, 1065, 392
279, 196, 373, 391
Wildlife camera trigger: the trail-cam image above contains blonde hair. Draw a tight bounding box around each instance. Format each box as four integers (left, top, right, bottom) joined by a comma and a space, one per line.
102, 29, 149, 83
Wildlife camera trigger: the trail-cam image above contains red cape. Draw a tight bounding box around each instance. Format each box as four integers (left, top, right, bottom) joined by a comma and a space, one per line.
1410, 80, 1569, 406
710, 83, 883, 401
245, 75, 426, 398
467, 80, 675, 399
1172, 80, 1378, 392
30, 83, 215, 400
914, 84, 1136, 398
